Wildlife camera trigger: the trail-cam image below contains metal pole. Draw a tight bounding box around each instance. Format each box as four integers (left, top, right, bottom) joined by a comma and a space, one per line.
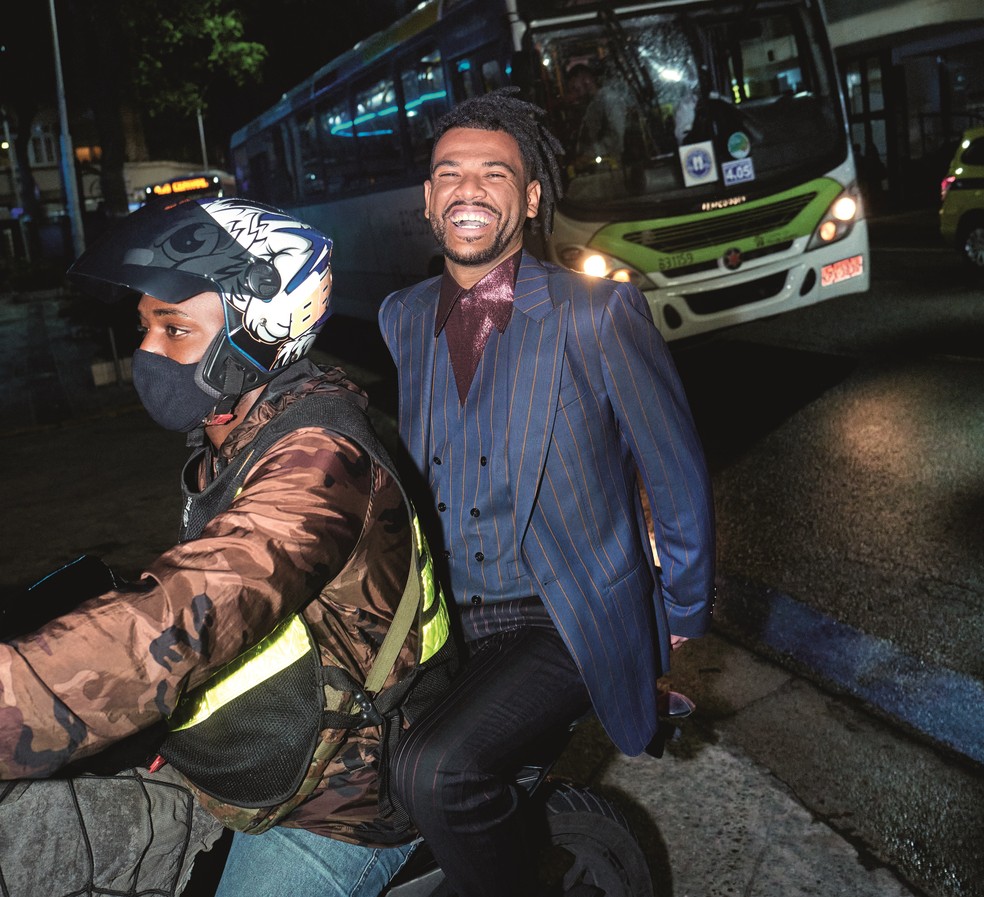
197, 107, 209, 171
48, 0, 86, 258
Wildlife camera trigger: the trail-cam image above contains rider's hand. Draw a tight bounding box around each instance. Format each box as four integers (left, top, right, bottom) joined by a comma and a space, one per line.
670, 634, 689, 650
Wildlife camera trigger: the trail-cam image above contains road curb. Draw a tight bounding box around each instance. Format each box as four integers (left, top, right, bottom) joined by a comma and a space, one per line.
715, 575, 984, 769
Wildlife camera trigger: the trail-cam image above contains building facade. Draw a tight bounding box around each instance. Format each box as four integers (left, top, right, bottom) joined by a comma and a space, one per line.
826, 0, 984, 209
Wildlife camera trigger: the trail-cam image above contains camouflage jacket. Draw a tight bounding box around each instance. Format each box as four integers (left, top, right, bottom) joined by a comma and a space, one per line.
0, 362, 419, 845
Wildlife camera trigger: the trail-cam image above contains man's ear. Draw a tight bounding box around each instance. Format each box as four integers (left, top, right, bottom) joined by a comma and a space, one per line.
423, 180, 433, 219
526, 179, 542, 220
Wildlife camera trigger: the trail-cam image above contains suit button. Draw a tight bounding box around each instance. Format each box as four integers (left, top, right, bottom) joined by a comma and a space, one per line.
433, 456, 442, 465
470, 507, 480, 517
475, 552, 484, 562
438, 502, 447, 512
443, 550, 452, 559
480, 456, 487, 466
471, 595, 482, 606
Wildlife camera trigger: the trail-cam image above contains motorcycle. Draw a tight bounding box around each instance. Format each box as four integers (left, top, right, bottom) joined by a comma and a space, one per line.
2, 555, 693, 897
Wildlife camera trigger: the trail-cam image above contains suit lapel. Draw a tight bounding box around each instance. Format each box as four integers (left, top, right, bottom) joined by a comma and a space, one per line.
396, 259, 567, 541
508, 253, 568, 539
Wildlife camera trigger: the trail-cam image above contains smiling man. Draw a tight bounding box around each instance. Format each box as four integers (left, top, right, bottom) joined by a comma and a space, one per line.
379, 88, 716, 897
424, 126, 539, 277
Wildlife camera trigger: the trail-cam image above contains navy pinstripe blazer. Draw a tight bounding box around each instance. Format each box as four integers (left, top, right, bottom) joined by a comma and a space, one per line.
379, 251, 715, 756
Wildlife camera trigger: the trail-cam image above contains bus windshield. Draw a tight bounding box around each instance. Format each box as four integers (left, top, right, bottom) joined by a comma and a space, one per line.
531, 1, 844, 216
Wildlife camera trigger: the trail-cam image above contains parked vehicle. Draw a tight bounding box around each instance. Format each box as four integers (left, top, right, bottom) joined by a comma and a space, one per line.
939, 126, 984, 270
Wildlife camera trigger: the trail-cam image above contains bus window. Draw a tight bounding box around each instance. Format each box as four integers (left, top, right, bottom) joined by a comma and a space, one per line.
451, 45, 507, 101
535, 6, 841, 209
352, 73, 404, 188
317, 93, 359, 195
401, 47, 450, 172
297, 107, 326, 199
233, 122, 293, 207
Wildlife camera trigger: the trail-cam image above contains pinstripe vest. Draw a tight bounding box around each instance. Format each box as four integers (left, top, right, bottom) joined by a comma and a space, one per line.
428, 324, 537, 606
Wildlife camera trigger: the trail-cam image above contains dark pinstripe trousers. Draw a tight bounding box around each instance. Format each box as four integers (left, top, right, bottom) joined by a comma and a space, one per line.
390, 598, 592, 896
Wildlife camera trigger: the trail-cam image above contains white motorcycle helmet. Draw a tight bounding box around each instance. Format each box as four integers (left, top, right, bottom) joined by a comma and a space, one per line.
68, 197, 334, 414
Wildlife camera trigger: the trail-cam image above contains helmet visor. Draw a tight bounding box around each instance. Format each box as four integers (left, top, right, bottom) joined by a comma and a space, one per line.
67, 199, 248, 304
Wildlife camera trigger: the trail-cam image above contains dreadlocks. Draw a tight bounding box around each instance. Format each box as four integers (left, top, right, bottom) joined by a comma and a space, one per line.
431, 87, 564, 235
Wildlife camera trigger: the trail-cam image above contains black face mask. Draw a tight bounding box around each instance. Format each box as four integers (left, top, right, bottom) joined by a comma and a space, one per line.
131, 349, 218, 432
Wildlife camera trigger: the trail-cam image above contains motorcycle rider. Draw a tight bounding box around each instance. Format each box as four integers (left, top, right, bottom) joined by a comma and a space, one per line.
0, 197, 454, 897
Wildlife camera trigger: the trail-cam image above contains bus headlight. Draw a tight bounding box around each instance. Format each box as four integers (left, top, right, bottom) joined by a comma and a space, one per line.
806, 185, 861, 251
557, 246, 655, 289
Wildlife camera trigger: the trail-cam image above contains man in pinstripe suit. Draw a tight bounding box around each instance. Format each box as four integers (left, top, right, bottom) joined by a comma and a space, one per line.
379, 89, 715, 897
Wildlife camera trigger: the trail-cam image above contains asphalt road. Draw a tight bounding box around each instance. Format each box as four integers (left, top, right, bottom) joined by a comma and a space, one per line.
685, 225, 984, 760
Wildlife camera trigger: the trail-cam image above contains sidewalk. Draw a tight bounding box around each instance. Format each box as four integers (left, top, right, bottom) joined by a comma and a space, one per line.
565, 634, 927, 897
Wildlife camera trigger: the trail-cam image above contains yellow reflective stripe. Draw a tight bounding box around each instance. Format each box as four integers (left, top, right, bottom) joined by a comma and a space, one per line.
171, 512, 450, 733
413, 513, 451, 663
169, 614, 312, 732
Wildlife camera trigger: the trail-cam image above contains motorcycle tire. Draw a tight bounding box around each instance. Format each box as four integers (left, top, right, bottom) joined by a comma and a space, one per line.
382, 781, 655, 897
539, 781, 655, 897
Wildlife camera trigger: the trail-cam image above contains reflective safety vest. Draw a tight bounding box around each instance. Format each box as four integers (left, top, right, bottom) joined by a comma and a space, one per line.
157, 389, 457, 836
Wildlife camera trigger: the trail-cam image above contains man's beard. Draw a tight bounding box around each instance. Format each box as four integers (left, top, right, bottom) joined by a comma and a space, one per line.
431, 204, 523, 267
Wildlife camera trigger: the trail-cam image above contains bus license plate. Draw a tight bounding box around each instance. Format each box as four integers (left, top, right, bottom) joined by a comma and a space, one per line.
821, 254, 864, 286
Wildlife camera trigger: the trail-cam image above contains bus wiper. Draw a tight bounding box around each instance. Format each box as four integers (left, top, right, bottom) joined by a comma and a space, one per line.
597, 7, 656, 110
597, 8, 667, 155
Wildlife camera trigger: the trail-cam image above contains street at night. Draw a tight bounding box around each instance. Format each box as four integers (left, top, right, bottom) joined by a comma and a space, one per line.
2, 208, 982, 896
3, 0, 984, 893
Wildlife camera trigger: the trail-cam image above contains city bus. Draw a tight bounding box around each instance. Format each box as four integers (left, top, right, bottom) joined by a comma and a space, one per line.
229, 0, 869, 338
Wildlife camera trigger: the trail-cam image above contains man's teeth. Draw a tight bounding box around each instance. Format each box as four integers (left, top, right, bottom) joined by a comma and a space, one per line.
451, 212, 492, 228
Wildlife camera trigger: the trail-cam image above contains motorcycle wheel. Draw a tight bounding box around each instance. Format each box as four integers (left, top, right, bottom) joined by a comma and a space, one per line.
538, 782, 655, 897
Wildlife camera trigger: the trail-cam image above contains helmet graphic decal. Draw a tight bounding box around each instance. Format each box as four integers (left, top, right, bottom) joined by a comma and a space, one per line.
199, 198, 333, 374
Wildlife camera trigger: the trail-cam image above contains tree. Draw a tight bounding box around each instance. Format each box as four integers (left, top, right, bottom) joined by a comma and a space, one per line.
63, 0, 267, 219
124, 0, 266, 144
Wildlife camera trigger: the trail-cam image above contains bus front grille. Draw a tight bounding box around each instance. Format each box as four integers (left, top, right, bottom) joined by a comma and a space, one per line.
624, 195, 816, 254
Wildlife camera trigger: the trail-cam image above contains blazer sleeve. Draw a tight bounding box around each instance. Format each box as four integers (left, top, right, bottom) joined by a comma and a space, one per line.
598, 281, 716, 638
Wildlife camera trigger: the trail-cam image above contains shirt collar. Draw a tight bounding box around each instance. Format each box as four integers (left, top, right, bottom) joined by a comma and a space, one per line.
434, 250, 522, 337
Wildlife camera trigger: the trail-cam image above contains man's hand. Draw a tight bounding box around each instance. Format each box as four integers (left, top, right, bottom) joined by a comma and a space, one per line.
670, 635, 689, 650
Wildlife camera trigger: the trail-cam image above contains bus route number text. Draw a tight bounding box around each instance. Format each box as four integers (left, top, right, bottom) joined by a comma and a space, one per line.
722, 158, 756, 187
